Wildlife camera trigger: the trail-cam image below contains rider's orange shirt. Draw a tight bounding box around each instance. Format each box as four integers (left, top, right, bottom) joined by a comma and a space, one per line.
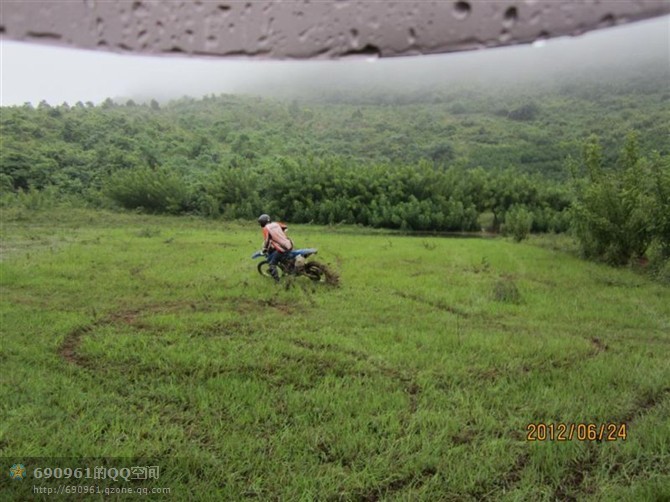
263, 222, 293, 252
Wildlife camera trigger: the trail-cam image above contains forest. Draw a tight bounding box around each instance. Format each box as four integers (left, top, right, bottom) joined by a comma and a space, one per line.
1, 59, 668, 271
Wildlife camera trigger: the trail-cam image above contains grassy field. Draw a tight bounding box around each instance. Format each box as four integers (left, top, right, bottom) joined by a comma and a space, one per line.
1, 208, 669, 501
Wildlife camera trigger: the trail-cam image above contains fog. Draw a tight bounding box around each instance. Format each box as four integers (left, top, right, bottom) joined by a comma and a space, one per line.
1, 15, 668, 106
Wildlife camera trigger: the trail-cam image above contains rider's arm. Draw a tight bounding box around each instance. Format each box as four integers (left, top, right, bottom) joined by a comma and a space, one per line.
262, 227, 271, 253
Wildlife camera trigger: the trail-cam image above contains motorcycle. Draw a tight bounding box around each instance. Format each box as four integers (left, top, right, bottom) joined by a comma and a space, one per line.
251, 248, 332, 282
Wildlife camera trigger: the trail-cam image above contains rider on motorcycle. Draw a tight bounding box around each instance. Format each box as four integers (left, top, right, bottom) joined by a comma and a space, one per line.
258, 214, 294, 282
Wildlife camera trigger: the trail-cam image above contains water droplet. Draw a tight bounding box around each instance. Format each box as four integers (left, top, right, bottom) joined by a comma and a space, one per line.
453, 1, 471, 20
341, 43, 380, 60
408, 27, 416, 45
599, 14, 615, 28
503, 6, 518, 28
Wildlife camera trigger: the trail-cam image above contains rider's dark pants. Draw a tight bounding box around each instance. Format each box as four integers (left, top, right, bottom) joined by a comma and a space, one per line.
267, 250, 287, 281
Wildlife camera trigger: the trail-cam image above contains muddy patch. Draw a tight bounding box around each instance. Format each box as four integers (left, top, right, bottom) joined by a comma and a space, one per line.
590, 336, 608, 352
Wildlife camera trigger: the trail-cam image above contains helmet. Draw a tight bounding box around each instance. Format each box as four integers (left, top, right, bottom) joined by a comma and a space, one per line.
258, 214, 271, 227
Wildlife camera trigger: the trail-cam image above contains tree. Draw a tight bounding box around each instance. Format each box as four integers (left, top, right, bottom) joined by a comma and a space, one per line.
569, 133, 663, 265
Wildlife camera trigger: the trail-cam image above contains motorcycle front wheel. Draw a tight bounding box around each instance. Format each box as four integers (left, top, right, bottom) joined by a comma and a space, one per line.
257, 261, 287, 278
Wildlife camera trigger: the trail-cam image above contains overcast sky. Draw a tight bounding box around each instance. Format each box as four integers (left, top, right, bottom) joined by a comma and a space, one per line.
1, 15, 668, 106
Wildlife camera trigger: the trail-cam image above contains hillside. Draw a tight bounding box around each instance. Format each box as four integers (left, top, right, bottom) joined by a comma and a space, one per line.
1, 60, 668, 193
1, 58, 668, 252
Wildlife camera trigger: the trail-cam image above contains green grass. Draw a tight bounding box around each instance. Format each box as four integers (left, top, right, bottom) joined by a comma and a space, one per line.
1, 208, 669, 500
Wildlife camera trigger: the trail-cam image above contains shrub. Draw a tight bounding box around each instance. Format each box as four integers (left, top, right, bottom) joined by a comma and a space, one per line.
492, 279, 522, 304
0, 186, 60, 210
105, 167, 190, 214
504, 205, 534, 242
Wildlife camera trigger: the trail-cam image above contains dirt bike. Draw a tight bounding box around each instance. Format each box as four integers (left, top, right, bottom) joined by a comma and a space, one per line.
252, 248, 331, 282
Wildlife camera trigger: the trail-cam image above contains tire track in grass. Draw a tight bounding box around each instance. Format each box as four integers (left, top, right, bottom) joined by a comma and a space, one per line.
470, 452, 531, 500
429, 339, 611, 498
287, 319, 611, 497
467, 351, 669, 499
550, 387, 670, 501
433, 334, 609, 388
289, 338, 419, 403
289, 340, 421, 417
59, 302, 664, 499
59, 322, 102, 369
56, 297, 309, 466
355, 466, 438, 502
460, 338, 613, 498
552, 443, 600, 502
396, 253, 666, 499
395, 289, 611, 371
57, 298, 296, 367
61, 303, 206, 365
57, 305, 176, 367
498, 452, 531, 492
289, 338, 436, 498
390, 291, 618, 497
392, 290, 471, 318
618, 387, 670, 424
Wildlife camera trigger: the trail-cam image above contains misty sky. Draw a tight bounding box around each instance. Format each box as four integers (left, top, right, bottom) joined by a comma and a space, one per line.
1, 15, 668, 106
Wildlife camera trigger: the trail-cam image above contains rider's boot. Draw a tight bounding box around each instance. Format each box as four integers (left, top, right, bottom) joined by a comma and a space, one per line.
269, 265, 280, 283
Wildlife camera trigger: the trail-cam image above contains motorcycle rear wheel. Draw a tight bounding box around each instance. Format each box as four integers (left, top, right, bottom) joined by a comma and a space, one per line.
303, 262, 327, 282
